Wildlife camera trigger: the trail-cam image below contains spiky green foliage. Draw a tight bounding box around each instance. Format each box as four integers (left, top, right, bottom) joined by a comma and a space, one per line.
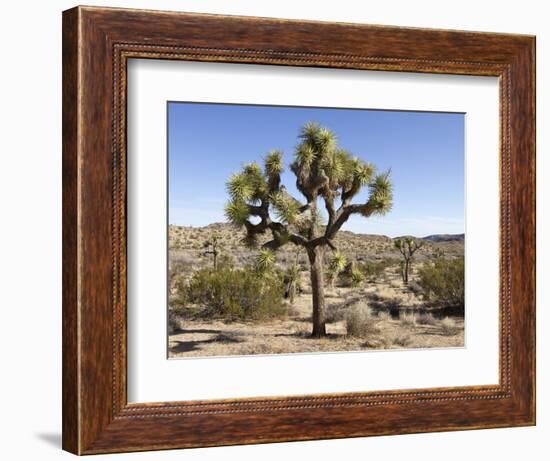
224, 200, 249, 225
326, 252, 348, 287
294, 143, 315, 168
349, 266, 365, 287
270, 191, 301, 225
243, 162, 268, 202
226, 173, 254, 201
330, 252, 348, 273
366, 172, 393, 215
256, 248, 276, 274
264, 150, 284, 177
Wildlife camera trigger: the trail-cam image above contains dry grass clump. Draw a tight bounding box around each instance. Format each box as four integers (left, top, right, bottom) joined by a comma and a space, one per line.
389, 279, 403, 289
368, 286, 402, 309
440, 317, 461, 336
400, 312, 417, 327
375, 331, 413, 349
417, 312, 437, 325
326, 302, 346, 323
377, 310, 392, 321
345, 302, 380, 338
168, 311, 183, 334
391, 333, 413, 347
292, 324, 311, 338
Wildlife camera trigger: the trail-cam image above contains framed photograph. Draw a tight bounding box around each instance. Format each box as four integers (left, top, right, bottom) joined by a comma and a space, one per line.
62, 6, 535, 455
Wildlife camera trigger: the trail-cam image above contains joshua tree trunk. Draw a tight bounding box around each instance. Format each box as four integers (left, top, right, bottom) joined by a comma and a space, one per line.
308, 246, 327, 338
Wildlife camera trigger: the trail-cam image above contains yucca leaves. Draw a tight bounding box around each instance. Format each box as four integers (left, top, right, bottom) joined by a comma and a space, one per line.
329, 252, 348, 273
265, 150, 283, 177
320, 148, 345, 186
224, 122, 393, 262
294, 143, 315, 167
354, 161, 375, 186
226, 173, 254, 201
256, 248, 276, 274
224, 199, 250, 225
270, 191, 300, 225
299, 122, 337, 153
366, 171, 393, 215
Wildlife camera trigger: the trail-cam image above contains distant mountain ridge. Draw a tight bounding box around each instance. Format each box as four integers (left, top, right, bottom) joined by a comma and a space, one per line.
421, 233, 465, 243
171, 222, 464, 242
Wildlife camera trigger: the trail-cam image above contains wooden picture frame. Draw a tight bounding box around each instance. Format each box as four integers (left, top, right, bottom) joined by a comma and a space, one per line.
62, 5, 535, 455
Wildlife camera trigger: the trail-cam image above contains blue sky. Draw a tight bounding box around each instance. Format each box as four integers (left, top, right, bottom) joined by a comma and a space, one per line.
168, 102, 464, 238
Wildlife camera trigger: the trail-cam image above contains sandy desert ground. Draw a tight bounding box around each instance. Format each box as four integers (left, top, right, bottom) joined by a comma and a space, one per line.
168, 223, 464, 358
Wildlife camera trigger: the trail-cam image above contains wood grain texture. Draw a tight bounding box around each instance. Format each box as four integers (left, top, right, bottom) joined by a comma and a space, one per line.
61, 7, 79, 454
62, 5, 536, 455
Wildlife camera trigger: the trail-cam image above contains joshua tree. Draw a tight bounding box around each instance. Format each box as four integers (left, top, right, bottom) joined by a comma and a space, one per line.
202, 234, 222, 270
225, 122, 393, 337
394, 237, 424, 284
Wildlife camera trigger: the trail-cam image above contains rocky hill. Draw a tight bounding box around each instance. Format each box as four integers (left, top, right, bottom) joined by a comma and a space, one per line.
169, 223, 464, 271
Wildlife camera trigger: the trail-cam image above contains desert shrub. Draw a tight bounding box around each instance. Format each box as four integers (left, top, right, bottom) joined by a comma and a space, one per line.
359, 259, 391, 282
416, 312, 437, 325
345, 302, 379, 337
417, 257, 464, 307
170, 277, 189, 309
391, 333, 413, 347
182, 267, 286, 320
217, 253, 236, 270
368, 287, 401, 309
326, 302, 346, 323
440, 317, 461, 336
377, 310, 392, 321
389, 279, 402, 289
400, 312, 417, 327
168, 311, 182, 334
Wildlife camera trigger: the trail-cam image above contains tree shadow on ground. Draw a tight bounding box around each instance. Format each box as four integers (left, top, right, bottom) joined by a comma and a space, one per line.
273, 331, 346, 340
169, 329, 244, 353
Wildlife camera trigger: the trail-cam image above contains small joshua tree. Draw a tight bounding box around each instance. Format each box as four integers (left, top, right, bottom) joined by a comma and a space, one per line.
284, 264, 301, 305
225, 122, 393, 337
202, 234, 222, 270
394, 237, 423, 284
326, 252, 347, 288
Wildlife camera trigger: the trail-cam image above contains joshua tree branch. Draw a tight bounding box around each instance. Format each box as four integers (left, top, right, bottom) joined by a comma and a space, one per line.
323, 194, 337, 229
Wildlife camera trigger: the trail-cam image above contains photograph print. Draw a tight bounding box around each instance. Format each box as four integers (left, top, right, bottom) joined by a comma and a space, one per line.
167, 102, 465, 358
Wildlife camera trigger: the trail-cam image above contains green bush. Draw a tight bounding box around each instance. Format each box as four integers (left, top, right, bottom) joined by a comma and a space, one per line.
358, 259, 392, 282
417, 257, 464, 307
182, 267, 286, 320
